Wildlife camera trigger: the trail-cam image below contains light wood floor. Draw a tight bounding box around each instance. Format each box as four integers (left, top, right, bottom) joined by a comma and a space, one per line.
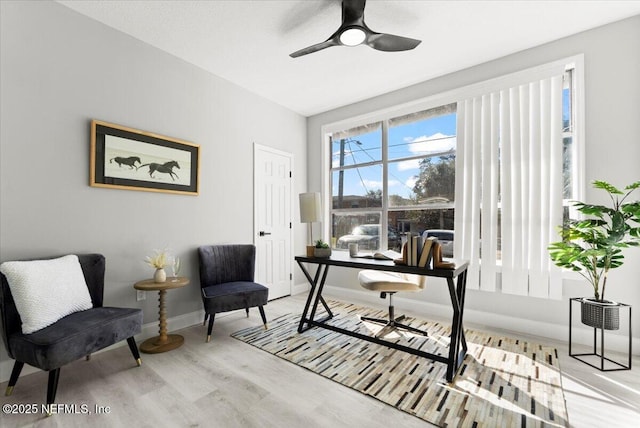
1, 294, 639, 427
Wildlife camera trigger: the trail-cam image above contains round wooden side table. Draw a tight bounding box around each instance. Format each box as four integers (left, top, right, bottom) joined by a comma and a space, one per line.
134, 276, 189, 353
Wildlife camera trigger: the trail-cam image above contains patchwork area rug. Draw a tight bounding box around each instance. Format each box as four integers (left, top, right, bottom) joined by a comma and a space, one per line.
231, 300, 568, 427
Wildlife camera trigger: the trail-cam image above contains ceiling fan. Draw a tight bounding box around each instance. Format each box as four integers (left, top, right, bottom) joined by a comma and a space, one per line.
289, 0, 421, 58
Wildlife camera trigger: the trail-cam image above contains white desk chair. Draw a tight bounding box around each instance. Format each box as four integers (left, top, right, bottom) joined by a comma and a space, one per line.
358, 270, 428, 337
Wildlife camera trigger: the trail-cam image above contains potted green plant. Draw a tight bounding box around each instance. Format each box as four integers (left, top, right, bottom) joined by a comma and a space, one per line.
548, 180, 640, 330
313, 239, 332, 258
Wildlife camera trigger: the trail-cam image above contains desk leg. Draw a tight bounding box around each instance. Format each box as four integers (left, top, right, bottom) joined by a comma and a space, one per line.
457, 270, 468, 354
297, 261, 333, 333
140, 289, 184, 353
445, 270, 468, 382
308, 264, 332, 326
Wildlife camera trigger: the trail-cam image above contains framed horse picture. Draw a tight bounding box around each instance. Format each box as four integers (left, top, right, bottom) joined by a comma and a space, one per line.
90, 120, 200, 195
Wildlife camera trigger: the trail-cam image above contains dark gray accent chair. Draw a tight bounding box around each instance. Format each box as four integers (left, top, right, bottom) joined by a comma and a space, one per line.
198, 245, 268, 342
0, 254, 142, 407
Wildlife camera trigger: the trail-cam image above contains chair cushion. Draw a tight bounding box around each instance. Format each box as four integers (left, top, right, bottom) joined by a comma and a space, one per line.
202, 281, 268, 314
358, 270, 424, 292
8, 307, 142, 371
0, 255, 93, 334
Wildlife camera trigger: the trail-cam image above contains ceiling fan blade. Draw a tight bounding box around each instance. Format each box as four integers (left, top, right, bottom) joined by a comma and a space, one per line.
366, 32, 422, 52
289, 0, 362, 58
289, 0, 421, 58
289, 39, 339, 58
342, 0, 366, 25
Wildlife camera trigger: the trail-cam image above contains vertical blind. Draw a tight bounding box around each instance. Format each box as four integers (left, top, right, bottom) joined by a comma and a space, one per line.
455, 74, 564, 299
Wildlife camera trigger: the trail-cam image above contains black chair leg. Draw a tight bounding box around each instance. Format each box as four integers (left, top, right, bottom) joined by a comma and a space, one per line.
127, 337, 142, 366
361, 294, 429, 338
6, 361, 24, 396
245, 307, 249, 317
47, 368, 61, 407
258, 306, 268, 329
203, 312, 209, 326
206, 313, 215, 342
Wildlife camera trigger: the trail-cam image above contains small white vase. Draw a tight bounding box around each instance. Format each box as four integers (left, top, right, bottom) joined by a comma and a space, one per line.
154, 268, 167, 283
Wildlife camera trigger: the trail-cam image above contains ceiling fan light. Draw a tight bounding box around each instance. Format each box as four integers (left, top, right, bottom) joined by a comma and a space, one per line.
339, 28, 366, 46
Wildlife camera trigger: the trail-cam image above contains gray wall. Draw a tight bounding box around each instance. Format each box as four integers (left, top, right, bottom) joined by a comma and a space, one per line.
0, 0, 307, 368
307, 15, 640, 347
2, 0, 638, 377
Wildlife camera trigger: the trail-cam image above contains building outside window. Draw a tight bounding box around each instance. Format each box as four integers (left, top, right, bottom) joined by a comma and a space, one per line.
330, 104, 457, 253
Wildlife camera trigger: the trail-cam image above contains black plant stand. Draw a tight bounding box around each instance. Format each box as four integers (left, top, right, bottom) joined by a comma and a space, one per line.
569, 297, 632, 371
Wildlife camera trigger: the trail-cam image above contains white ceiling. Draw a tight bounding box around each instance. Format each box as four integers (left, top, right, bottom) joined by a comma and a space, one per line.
56, 1, 640, 117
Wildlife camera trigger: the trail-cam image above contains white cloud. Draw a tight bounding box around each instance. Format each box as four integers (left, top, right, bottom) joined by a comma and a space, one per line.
408, 133, 456, 154
332, 148, 358, 168
396, 158, 421, 171
405, 177, 418, 189
360, 179, 382, 189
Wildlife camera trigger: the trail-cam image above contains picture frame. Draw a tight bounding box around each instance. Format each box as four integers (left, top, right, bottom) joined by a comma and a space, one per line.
90, 120, 200, 195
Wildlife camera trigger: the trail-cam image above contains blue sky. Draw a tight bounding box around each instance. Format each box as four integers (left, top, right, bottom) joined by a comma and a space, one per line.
332, 113, 457, 199
331, 84, 571, 203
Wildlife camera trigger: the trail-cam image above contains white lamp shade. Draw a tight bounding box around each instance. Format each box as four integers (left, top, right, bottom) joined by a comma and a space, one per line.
299, 192, 322, 223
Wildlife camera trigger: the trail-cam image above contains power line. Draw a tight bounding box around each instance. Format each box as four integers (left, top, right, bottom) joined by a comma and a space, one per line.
335, 134, 455, 165
348, 139, 416, 197
347, 140, 370, 194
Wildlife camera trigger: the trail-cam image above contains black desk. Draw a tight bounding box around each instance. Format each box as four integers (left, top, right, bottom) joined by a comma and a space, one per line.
295, 251, 469, 382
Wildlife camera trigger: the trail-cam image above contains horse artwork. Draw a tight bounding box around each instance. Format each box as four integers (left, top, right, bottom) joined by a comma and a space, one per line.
92, 120, 199, 194
137, 161, 180, 181
110, 156, 141, 169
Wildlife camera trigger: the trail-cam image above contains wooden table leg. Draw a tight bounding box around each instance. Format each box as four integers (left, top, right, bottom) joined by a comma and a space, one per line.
140, 289, 184, 353
158, 289, 167, 343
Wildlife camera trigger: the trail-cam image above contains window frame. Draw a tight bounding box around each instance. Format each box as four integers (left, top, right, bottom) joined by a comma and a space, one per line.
320, 55, 585, 265
326, 103, 458, 251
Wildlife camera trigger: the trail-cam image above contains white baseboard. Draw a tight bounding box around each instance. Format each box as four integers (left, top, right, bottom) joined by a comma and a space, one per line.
3, 288, 635, 384
292, 282, 310, 296
321, 285, 638, 356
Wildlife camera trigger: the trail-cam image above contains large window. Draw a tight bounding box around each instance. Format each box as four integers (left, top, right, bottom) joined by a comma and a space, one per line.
325, 60, 583, 280
330, 104, 457, 253
562, 68, 577, 224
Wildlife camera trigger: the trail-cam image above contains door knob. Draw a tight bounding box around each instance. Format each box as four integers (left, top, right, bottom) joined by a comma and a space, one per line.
259, 231, 271, 236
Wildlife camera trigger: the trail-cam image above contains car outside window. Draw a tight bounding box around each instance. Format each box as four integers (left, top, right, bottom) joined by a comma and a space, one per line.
329, 105, 457, 252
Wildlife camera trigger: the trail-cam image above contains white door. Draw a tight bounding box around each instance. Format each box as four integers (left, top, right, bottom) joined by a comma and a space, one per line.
254, 144, 292, 300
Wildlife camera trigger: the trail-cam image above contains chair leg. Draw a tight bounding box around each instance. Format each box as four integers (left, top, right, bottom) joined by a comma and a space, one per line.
206, 313, 215, 342
47, 368, 61, 408
360, 293, 396, 327
6, 361, 24, 396
360, 293, 429, 337
203, 312, 209, 326
245, 308, 249, 318
392, 320, 430, 337
258, 306, 268, 329
127, 337, 142, 366
86, 354, 91, 361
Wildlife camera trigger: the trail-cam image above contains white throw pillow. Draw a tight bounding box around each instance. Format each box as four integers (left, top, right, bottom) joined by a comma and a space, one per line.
0, 255, 93, 334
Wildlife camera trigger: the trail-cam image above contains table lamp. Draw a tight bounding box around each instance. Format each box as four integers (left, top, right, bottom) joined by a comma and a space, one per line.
299, 192, 322, 257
